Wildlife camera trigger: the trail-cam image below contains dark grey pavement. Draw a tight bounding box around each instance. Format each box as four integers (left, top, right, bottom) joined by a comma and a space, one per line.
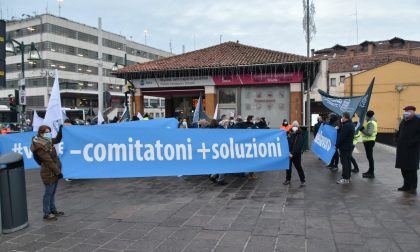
1, 143, 419, 252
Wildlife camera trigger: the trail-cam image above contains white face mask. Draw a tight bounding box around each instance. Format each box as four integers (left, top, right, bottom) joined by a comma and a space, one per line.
292, 126, 298, 132
403, 111, 412, 120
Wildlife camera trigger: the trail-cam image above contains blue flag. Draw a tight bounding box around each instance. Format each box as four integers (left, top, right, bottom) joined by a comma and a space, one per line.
354, 78, 375, 131
311, 124, 337, 164
192, 96, 209, 125
119, 106, 130, 122
319, 78, 375, 127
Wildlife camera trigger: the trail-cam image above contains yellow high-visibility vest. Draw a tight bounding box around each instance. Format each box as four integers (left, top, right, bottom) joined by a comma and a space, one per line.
353, 131, 361, 145
362, 120, 378, 141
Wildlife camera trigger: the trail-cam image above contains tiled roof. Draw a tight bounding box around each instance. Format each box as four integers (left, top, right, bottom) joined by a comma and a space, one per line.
115, 42, 310, 74
328, 54, 420, 73
315, 37, 420, 55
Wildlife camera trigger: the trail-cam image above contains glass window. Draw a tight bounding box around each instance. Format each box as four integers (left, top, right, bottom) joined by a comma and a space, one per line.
150, 98, 159, 108
218, 88, 236, 104
330, 78, 337, 87
340, 75, 345, 83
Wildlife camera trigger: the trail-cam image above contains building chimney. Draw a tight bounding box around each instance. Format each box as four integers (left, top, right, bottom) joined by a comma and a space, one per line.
405, 41, 412, 55
368, 43, 374, 55
311, 49, 315, 57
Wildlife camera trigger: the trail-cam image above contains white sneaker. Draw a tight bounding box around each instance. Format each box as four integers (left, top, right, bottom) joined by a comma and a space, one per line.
336, 178, 350, 184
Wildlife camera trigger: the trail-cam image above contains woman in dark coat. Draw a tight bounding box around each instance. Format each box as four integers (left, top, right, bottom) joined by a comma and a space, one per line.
283, 121, 305, 186
395, 106, 420, 193
30, 125, 64, 220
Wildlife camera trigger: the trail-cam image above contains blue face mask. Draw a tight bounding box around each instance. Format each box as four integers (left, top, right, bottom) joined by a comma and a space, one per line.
403, 112, 411, 120
43, 132, 52, 140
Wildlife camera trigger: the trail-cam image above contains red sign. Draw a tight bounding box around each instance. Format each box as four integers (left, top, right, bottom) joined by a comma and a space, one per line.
213, 73, 303, 86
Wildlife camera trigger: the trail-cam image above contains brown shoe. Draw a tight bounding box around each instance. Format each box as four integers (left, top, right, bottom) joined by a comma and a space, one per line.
43, 213, 57, 221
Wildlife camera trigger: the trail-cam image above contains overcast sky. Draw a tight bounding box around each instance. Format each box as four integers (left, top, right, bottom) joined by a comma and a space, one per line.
2, 0, 420, 55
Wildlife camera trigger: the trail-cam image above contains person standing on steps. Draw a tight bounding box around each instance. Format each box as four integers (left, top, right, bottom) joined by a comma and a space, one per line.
395, 106, 420, 194
360, 110, 378, 178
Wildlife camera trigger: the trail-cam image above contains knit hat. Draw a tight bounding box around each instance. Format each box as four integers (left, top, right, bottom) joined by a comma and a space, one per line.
403, 105, 416, 111
366, 110, 374, 117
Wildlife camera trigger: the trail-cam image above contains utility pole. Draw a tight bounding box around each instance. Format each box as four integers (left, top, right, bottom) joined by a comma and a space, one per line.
98, 17, 104, 114
305, 0, 313, 146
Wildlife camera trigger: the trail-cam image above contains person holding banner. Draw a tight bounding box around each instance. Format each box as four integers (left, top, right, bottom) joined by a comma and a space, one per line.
30, 125, 64, 221
336, 112, 355, 184
395, 106, 420, 194
360, 110, 378, 178
351, 122, 361, 173
326, 113, 340, 171
283, 121, 305, 186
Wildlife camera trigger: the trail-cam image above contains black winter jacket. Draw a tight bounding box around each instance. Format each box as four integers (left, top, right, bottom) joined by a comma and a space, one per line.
395, 116, 420, 170
336, 120, 355, 151
288, 129, 304, 155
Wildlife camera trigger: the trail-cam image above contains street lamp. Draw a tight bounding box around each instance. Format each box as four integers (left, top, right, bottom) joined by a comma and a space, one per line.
111, 54, 135, 119
6, 39, 41, 129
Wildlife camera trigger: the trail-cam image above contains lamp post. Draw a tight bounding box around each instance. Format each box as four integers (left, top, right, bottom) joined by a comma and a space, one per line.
40, 69, 54, 105
5, 39, 41, 129
112, 53, 133, 119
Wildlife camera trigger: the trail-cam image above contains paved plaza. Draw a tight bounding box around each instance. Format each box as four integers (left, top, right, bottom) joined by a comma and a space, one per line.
1, 143, 419, 252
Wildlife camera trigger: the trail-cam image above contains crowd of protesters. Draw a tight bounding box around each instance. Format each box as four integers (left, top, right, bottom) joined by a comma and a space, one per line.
11, 104, 420, 222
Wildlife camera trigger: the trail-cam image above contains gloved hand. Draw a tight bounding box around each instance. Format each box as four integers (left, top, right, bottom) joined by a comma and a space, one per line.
57, 173, 63, 179
360, 126, 364, 131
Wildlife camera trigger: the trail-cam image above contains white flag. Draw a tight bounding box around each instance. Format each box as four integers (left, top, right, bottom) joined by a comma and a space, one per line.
137, 112, 143, 120
32, 110, 43, 132
98, 110, 105, 125
192, 96, 202, 124
43, 70, 63, 136
213, 103, 219, 120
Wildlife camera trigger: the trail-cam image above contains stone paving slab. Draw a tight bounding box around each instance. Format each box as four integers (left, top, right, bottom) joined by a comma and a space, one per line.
1, 143, 419, 251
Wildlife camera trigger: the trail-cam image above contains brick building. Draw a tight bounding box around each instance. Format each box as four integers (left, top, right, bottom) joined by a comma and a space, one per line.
310, 37, 420, 120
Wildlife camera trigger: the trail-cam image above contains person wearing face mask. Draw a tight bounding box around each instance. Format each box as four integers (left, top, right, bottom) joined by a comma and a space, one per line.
30, 125, 64, 221
395, 106, 420, 194
244, 115, 257, 129
313, 116, 323, 138
283, 121, 305, 186
360, 110, 378, 178
336, 112, 355, 184
280, 119, 292, 131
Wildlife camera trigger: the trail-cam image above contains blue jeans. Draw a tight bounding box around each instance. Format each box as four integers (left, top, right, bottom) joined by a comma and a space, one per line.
43, 182, 58, 216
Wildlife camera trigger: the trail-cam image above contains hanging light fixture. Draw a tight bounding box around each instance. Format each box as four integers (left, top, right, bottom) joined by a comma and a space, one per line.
28, 42, 41, 60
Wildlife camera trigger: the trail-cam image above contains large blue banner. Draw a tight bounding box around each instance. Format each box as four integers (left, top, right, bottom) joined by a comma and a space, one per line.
0, 119, 180, 169
0, 131, 44, 169
61, 127, 290, 179
311, 124, 337, 164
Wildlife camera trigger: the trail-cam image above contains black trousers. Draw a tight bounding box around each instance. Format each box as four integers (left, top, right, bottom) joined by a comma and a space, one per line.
286, 153, 305, 182
351, 146, 359, 170
363, 141, 375, 173
328, 150, 339, 167
340, 150, 352, 180
401, 169, 418, 190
